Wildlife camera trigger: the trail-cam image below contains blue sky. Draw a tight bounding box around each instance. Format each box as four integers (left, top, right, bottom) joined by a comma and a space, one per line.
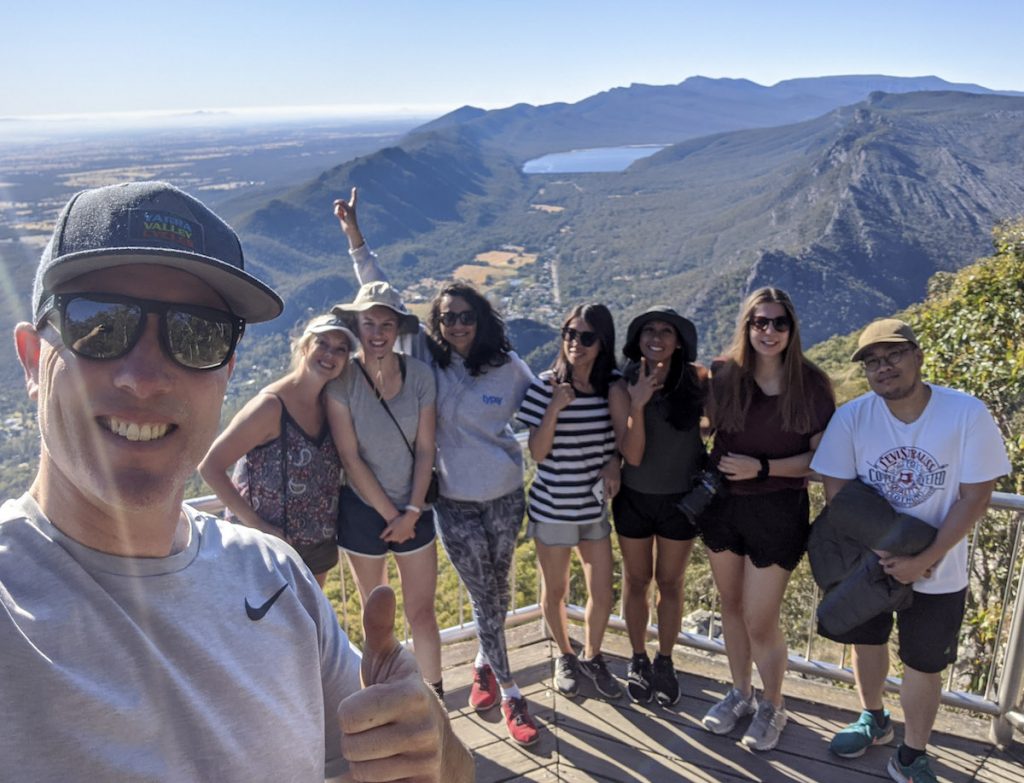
4, 0, 1023, 118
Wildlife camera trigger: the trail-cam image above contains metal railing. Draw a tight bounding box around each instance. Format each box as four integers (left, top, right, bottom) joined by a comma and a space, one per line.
188, 489, 1024, 750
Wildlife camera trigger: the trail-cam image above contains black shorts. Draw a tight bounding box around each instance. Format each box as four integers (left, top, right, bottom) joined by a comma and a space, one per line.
337, 485, 436, 557
698, 488, 809, 571
612, 484, 699, 541
291, 539, 339, 575
818, 588, 967, 674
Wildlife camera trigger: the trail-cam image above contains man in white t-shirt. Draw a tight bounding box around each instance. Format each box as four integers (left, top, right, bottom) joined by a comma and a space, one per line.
811, 319, 1010, 783
0, 182, 473, 782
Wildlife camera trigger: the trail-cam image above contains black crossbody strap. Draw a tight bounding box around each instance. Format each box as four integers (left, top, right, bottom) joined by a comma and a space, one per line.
355, 358, 416, 459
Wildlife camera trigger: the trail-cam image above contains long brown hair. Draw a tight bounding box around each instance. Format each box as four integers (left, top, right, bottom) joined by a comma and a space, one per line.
709, 287, 831, 433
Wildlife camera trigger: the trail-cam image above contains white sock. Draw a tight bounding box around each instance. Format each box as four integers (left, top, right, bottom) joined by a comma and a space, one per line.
474, 649, 488, 669
500, 684, 522, 700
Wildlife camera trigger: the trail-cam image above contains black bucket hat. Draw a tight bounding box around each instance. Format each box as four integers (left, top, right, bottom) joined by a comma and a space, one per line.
623, 306, 698, 363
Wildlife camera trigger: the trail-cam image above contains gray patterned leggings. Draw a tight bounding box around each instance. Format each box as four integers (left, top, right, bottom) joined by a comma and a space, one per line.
434, 488, 526, 684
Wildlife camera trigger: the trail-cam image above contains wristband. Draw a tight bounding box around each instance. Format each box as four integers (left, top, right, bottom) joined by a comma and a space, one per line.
404, 504, 422, 515
756, 456, 770, 482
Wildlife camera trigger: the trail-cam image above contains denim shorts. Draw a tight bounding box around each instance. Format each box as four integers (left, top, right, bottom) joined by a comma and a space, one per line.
291, 539, 339, 574
337, 485, 435, 557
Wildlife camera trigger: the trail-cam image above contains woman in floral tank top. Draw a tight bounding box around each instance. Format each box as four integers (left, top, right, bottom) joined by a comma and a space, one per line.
200, 314, 356, 586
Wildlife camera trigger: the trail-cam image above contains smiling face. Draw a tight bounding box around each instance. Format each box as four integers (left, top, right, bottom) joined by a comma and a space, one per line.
638, 319, 679, 365
21, 264, 234, 524
305, 331, 351, 380
861, 342, 924, 401
438, 294, 477, 358
747, 302, 791, 360
357, 305, 400, 360
562, 316, 600, 368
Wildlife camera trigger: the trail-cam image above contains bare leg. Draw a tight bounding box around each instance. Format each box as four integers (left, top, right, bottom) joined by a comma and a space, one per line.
345, 551, 389, 604
707, 548, 753, 695
741, 559, 792, 707
394, 543, 442, 684
851, 643, 889, 711
535, 541, 574, 654
577, 536, 615, 659
900, 666, 942, 749
654, 537, 695, 656
618, 535, 654, 653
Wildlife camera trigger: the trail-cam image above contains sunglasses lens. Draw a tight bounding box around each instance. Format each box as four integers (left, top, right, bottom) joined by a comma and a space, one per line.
442, 311, 476, 327
166, 307, 236, 369
750, 316, 791, 332
579, 332, 597, 347
63, 297, 142, 359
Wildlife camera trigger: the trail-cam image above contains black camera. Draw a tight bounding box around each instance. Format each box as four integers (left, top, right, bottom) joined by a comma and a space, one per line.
677, 467, 726, 524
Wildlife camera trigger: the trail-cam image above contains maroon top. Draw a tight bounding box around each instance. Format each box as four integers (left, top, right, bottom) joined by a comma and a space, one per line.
710, 363, 835, 495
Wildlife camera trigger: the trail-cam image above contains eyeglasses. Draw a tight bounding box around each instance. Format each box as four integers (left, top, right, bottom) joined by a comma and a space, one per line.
439, 310, 478, 327
562, 327, 598, 347
749, 315, 792, 333
37, 292, 244, 371
861, 346, 913, 373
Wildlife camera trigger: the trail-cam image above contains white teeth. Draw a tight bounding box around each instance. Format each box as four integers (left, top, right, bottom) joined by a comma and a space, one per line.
107, 417, 170, 442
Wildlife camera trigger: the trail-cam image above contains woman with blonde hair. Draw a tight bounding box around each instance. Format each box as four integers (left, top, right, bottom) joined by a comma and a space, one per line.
200, 314, 356, 586
697, 287, 835, 751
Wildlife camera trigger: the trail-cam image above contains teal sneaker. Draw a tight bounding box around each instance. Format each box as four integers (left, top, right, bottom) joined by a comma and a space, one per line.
886, 751, 938, 783
830, 709, 894, 758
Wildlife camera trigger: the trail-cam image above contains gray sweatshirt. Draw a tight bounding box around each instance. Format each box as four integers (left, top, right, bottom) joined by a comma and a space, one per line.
349, 243, 535, 502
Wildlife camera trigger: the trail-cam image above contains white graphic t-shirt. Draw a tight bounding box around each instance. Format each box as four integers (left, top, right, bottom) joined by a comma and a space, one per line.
811, 384, 1010, 594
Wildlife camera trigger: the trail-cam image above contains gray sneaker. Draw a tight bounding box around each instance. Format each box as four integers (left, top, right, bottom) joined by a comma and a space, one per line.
741, 699, 788, 751
702, 687, 757, 735
554, 653, 581, 697
579, 653, 623, 699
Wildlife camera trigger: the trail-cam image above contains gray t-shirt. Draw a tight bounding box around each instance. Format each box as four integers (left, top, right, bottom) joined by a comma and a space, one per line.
0, 494, 360, 782
326, 355, 437, 507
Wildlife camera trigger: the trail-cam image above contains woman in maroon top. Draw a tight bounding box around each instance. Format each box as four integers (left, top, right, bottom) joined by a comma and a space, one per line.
697, 287, 835, 751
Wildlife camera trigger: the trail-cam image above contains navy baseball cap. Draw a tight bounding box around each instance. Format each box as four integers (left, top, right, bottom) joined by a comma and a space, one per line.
33, 181, 283, 323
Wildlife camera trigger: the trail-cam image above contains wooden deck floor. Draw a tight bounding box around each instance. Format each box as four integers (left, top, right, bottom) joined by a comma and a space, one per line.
439, 624, 1024, 782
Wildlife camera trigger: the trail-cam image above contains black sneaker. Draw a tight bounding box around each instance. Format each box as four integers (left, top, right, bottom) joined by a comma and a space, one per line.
554, 653, 581, 697
626, 653, 653, 703
580, 653, 623, 699
651, 654, 680, 707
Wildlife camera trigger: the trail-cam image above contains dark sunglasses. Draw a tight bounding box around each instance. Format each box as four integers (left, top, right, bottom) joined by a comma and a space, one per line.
861, 346, 913, 373
562, 327, 599, 347
439, 310, 478, 327
37, 292, 244, 371
748, 315, 792, 333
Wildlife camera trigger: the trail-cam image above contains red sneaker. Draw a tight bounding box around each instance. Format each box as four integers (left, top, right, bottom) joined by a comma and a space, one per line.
469, 664, 499, 711
502, 696, 540, 746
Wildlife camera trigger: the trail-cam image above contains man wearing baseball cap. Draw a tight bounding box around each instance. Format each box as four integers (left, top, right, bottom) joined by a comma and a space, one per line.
811, 318, 1009, 783
0, 182, 472, 781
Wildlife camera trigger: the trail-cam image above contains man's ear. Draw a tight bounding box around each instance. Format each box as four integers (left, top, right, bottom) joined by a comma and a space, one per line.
14, 322, 42, 401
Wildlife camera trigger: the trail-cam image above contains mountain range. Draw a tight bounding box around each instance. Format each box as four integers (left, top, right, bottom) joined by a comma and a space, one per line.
220, 75, 1024, 355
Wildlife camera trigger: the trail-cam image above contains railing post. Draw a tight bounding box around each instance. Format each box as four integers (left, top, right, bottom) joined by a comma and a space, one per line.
990, 514, 1024, 749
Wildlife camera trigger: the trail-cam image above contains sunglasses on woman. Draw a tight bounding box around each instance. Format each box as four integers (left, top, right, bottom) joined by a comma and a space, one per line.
561, 327, 599, 347
748, 315, 792, 333
439, 310, 478, 327
36, 292, 245, 371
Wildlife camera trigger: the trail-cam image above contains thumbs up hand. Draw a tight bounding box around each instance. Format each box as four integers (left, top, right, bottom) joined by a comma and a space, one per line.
337, 585, 474, 782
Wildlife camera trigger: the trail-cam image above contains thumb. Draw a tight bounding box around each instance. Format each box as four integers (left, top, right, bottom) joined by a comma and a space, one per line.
360, 585, 418, 686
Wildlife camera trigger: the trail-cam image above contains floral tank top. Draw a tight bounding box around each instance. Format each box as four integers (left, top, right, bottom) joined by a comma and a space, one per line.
229, 394, 342, 546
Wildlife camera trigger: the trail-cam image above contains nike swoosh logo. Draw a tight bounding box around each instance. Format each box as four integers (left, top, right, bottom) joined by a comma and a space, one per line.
245, 583, 289, 621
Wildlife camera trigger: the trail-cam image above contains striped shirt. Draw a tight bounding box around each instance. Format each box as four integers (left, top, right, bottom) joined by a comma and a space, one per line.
516, 371, 617, 526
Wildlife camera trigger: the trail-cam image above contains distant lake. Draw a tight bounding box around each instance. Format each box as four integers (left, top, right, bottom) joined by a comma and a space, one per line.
522, 145, 667, 173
